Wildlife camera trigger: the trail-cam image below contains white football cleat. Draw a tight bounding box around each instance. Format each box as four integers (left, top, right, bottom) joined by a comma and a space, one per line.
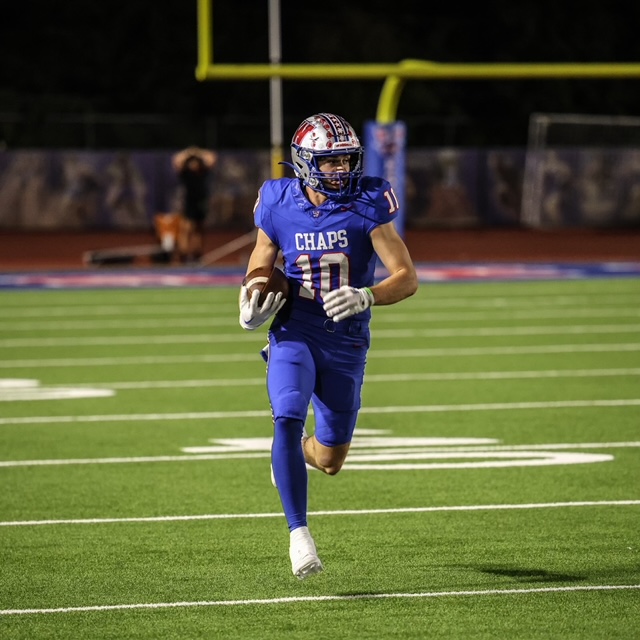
289, 526, 324, 580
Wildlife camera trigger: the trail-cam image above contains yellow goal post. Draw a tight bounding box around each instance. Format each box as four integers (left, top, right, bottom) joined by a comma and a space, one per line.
196, 0, 640, 126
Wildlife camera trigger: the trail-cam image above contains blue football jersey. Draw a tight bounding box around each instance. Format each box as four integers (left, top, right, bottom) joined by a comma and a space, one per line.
254, 176, 399, 320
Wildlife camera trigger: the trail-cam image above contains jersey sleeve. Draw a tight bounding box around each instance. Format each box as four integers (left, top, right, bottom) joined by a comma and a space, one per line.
358, 176, 400, 233
253, 180, 279, 244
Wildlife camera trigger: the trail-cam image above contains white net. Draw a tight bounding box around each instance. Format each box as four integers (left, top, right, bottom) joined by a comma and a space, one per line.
521, 113, 640, 228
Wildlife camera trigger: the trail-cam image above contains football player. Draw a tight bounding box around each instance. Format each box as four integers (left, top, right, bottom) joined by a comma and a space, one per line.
239, 113, 418, 579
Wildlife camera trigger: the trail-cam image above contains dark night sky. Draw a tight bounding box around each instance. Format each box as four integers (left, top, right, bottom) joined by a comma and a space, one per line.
2, 0, 640, 149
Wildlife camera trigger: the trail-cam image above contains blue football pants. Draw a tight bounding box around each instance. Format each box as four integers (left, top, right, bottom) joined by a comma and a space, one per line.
266, 319, 369, 531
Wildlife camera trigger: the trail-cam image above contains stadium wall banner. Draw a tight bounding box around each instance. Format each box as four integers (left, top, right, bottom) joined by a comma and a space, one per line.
1, 148, 639, 230
364, 120, 407, 236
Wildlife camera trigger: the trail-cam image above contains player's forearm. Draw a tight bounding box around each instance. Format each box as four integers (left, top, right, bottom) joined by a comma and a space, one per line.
245, 231, 278, 274
370, 267, 418, 306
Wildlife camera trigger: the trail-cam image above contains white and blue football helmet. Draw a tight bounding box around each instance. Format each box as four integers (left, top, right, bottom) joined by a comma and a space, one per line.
289, 113, 363, 198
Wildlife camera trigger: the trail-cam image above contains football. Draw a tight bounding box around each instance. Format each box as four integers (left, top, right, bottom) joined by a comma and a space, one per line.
243, 266, 290, 306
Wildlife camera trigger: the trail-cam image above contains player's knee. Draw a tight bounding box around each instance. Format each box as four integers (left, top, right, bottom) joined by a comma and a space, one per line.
315, 450, 347, 476
274, 416, 304, 446
320, 462, 343, 476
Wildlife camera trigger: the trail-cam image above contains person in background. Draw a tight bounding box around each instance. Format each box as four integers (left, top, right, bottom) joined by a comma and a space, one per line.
172, 145, 217, 263
238, 113, 418, 579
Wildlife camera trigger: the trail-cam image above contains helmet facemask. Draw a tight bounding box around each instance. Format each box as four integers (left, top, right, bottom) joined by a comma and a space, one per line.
289, 113, 364, 199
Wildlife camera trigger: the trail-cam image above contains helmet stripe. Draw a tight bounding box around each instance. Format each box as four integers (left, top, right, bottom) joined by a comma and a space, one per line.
320, 113, 350, 141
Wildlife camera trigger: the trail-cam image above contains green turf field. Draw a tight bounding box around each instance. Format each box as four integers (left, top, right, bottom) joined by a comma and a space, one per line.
1, 277, 639, 639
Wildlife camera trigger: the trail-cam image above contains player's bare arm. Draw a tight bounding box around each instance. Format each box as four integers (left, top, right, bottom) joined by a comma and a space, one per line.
245, 228, 278, 274
369, 222, 419, 305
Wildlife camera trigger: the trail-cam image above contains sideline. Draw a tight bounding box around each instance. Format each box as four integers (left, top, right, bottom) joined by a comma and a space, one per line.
1, 261, 640, 290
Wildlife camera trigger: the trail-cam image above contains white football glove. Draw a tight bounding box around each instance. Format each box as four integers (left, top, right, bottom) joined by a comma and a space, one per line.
323, 286, 375, 322
239, 286, 285, 331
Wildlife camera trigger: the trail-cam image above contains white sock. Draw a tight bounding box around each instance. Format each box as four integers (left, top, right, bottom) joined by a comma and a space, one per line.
290, 526, 311, 544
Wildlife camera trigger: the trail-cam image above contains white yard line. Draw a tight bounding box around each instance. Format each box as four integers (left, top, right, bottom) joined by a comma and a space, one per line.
1, 324, 640, 347
2, 584, 639, 616
1, 499, 638, 527
1, 368, 638, 401
58, 368, 640, 390
0, 304, 223, 317
2, 342, 640, 368
1, 398, 640, 427
1, 306, 639, 331
2, 292, 639, 316
1, 440, 639, 469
